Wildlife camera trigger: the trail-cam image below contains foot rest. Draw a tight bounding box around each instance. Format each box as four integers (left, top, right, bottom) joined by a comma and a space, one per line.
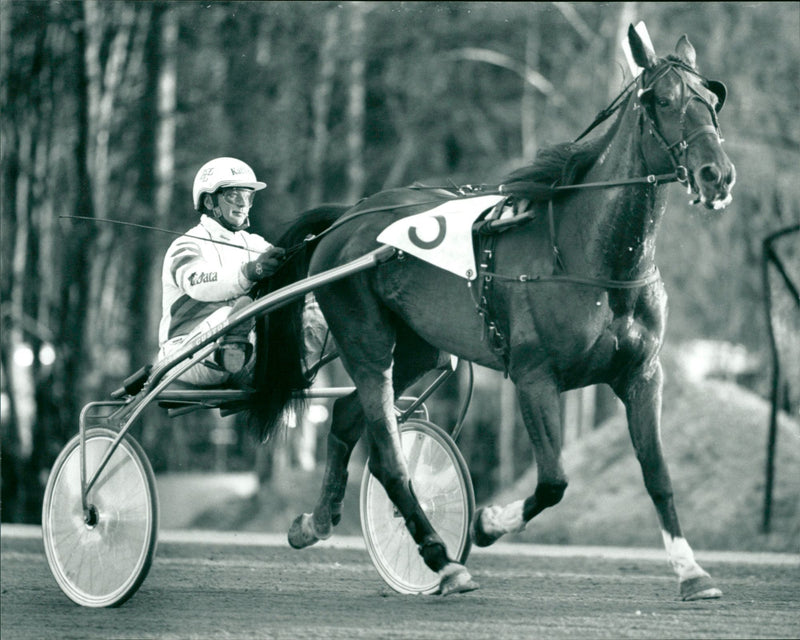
110, 365, 152, 399
156, 388, 253, 407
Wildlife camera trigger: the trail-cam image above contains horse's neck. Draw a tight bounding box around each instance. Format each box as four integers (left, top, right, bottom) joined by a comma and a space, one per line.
569, 112, 667, 280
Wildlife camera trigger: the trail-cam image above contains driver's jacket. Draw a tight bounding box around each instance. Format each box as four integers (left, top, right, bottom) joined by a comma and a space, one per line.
158, 215, 271, 346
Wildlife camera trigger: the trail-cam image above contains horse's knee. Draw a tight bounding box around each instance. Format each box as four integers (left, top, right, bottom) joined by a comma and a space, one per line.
330, 393, 364, 443
326, 432, 352, 468
376, 471, 411, 500
368, 458, 410, 498
366, 454, 390, 484
635, 455, 674, 502
645, 483, 674, 508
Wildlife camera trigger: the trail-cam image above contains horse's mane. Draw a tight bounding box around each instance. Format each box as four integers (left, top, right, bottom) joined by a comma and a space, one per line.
501, 92, 629, 200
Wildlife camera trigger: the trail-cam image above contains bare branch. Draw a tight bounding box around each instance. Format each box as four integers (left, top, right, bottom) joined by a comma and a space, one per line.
445, 47, 562, 103
551, 2, 599, 46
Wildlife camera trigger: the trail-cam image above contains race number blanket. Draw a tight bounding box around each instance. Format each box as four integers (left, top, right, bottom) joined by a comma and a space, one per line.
376, 194, 505, 281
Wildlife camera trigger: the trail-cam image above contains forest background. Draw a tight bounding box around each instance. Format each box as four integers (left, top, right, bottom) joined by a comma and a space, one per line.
1, 1, 798, 549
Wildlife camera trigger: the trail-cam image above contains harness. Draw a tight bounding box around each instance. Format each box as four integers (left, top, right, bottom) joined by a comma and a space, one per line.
466, 59, 726, 372
278, 59, 727, 373
635, 60, 725, 193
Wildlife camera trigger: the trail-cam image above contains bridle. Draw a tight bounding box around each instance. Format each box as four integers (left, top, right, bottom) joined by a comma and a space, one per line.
466, 59, 729, 370
636, 59, 727, 191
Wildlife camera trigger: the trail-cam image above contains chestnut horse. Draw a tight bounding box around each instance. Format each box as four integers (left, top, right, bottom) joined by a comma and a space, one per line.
252, 26, 735, 598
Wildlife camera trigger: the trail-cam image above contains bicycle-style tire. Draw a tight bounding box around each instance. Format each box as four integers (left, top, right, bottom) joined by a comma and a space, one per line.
42, 428, 158, 607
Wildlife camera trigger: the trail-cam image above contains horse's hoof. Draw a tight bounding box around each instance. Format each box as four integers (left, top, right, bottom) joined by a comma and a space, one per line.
288, 513, 322, 549
312, 505, 334, 539
680, 575, 722, 601
437, 563, 479, 596
471, 507, 502, 548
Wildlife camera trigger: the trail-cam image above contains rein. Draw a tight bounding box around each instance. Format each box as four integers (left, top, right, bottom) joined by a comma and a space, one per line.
498, 169, 685, 199
480, 267, 662, 290
283, 60, 722, 298
489, 170, 680, 290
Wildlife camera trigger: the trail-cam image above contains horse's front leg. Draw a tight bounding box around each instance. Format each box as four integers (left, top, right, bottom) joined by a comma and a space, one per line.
288, 392, 361, 549
473, 376, 568, 546
615, 359, 721, 601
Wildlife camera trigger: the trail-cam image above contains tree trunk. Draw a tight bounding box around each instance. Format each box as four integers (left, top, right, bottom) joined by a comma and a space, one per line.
345, 3, 366, 202
609, 1, 639, 99
521, 21, 538, 162
58, 0, 97, 435
139, 4, 177, 453
83, 1, 138, 392
309, 9, 340, 205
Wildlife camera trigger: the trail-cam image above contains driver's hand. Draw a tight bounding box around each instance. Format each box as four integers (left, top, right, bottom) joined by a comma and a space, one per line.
242, 246, 286, 281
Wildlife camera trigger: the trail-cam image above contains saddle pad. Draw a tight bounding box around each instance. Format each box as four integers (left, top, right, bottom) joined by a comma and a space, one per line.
376, 194, 505, 280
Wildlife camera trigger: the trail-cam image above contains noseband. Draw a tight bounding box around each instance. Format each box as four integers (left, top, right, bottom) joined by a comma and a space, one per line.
637, 60, 726, 187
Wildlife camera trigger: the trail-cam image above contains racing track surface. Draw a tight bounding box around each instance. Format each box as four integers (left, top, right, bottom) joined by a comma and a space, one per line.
2, 526, 798, 639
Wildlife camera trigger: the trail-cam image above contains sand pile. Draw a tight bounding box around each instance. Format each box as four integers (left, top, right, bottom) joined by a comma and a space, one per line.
495, 367, 799, 553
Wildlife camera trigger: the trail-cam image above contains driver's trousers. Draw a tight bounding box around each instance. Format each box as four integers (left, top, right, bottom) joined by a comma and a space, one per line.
156, 294, 328, 387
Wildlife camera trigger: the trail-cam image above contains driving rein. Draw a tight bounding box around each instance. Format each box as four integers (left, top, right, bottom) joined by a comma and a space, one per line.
284, 59, 725, 296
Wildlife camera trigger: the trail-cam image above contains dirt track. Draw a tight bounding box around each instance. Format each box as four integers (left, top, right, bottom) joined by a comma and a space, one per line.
2, 528, 798, 640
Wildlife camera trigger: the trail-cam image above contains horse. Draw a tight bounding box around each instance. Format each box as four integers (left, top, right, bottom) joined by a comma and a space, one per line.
250, 26, 735, 599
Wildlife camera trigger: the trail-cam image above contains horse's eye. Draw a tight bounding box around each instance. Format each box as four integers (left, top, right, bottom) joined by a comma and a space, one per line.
656, 97, 670, 108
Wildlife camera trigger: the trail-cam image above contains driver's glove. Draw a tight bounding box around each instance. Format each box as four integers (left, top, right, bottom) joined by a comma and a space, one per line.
242, 246, 286, 282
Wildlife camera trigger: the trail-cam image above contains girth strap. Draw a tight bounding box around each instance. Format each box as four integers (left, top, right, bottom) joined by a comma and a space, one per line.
470, 233, 511, 376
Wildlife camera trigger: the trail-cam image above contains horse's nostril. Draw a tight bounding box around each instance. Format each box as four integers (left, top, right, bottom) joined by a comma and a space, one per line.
699, 164, 721, 185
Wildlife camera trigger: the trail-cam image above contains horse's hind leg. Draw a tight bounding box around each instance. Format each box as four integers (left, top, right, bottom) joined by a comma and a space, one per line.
288, 391, 362, 549
362, 393, 477, 595
337, 312, 475, 593
473, 375, 568, 546
289, 332, 450, 549
615, 360, 721, 601
320, 396, 361, 530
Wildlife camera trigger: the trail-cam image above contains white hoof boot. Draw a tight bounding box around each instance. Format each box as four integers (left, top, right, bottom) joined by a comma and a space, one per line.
437, 563, 479, 596
680, 575, 722, 601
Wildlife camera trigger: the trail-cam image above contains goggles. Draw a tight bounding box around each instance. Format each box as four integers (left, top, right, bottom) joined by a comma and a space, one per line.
218, 188, 255, 207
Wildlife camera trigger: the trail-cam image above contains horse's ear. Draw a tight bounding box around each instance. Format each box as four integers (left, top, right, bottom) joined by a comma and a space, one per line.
675, 34, 697, 69
628, 24, 657, 69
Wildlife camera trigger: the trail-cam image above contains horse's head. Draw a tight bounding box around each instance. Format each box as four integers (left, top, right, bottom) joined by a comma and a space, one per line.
629, 26, 736, 210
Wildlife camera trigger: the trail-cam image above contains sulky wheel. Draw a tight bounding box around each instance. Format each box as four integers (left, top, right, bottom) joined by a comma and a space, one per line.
42, 427, 158, 607
359, 419, 474, 594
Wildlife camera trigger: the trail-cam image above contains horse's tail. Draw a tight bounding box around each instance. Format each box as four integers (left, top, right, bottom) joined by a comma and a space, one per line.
247, 204, 349, 443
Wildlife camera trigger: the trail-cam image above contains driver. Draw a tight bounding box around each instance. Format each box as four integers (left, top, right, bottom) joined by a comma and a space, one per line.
157, 157, 286, 386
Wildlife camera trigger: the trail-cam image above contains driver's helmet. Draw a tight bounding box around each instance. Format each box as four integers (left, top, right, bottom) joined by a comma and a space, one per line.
192, 157, 266, 211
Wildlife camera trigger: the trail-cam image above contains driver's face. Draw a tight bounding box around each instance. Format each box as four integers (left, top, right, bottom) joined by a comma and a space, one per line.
216, 188, 254, 228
